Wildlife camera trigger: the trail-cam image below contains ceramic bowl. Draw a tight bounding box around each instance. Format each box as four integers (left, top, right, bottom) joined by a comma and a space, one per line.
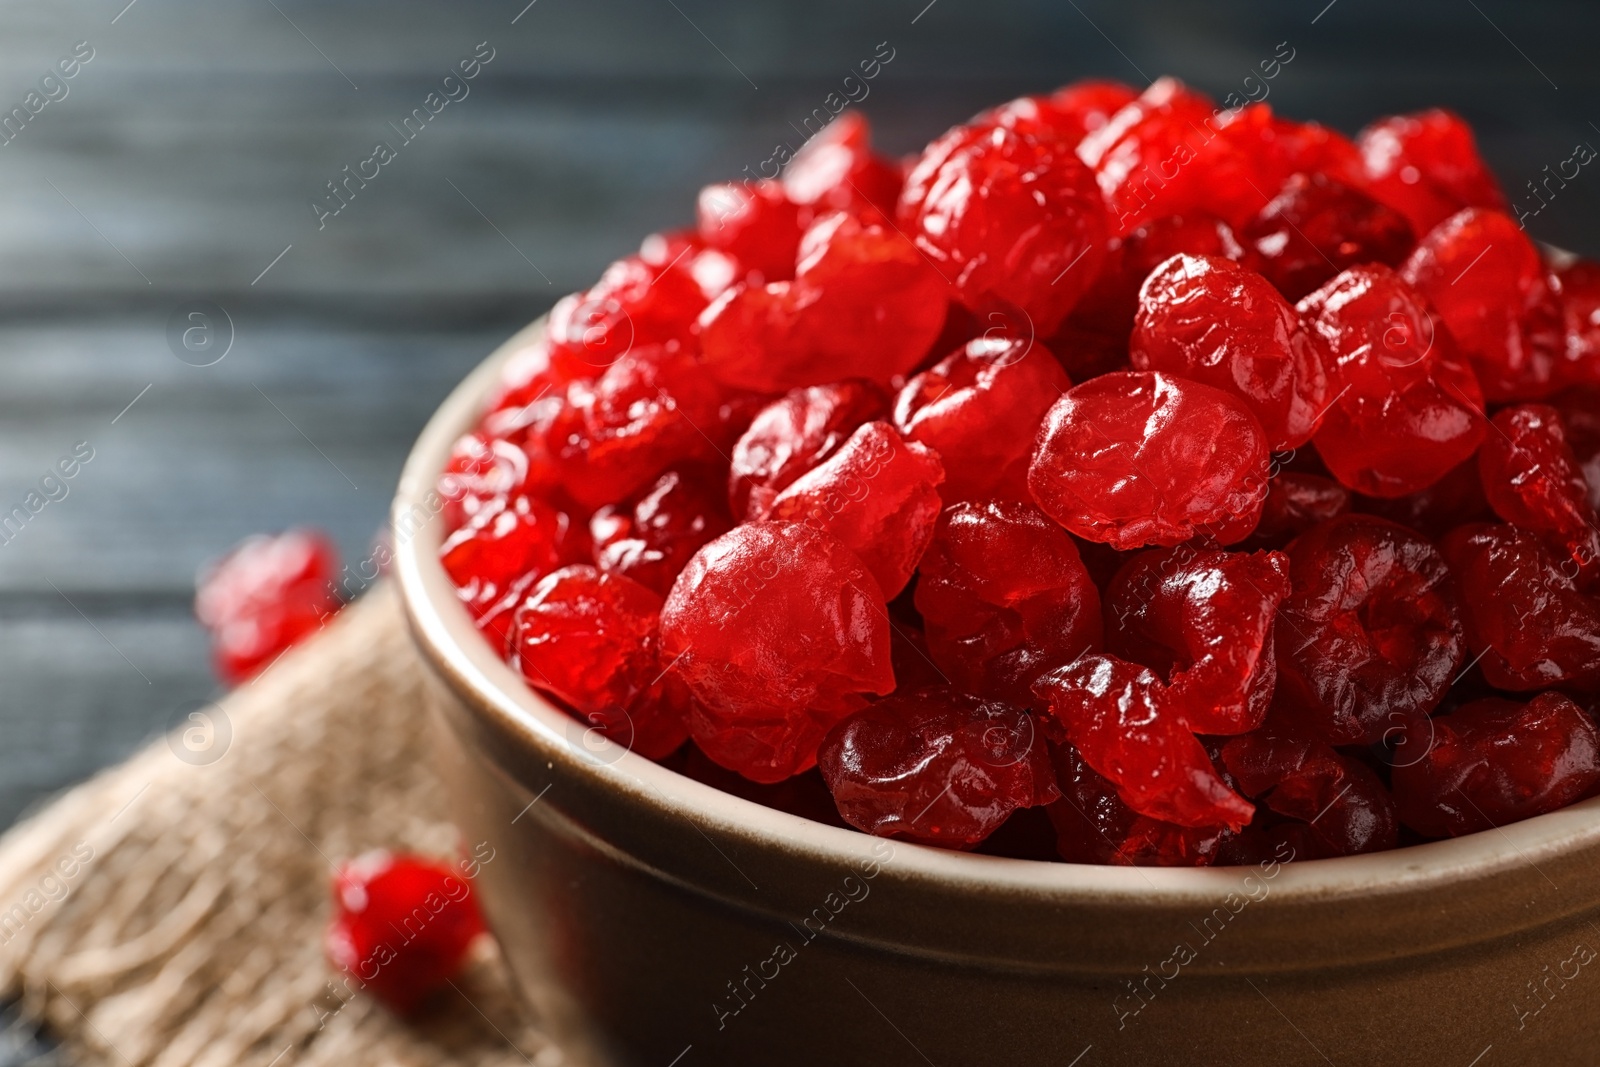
394, 320, 1600, 1067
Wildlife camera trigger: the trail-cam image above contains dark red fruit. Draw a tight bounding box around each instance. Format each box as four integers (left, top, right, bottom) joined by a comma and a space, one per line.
1477, 404, 1600, 584
1358, 109, 1507, 236
1028, 370, 1271, 549
818, 686, 1058, 849
1275, 515, 1465, 745
1221, 728, 1399, 858
591, 466, 732, 597
1298, 265, 1486, 497
660, 522, 894, 782
1047, 742, 1232, 866
439, 494, 578, 648
1241, 172, 1415, 301
1107, 547, 1291, 735
1249, 472, 1350, 547
1035, 655, 1255, 829
901, 121, 1108, 333
728, 380, 889, 521
1391, 693, 1600, 838
196, 529, 342, 684
698, 211, 948, 393
696, 179, 803, 281
1550, 384, 1600, 514
768, 421, 944, 598
1554, 260, 1600, 389
1131, 253, 1330, 449
325, 851, 486, 1016
893, 335, 1071, 502
914, 500, 1103, 708
1402, 208, 1558, 401
512, 565, 688, 759
1441, 524, 1600, 692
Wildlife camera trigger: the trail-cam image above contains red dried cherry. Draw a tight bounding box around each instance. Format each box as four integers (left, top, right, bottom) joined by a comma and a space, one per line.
696, 179, 803, 281
1131, 253, 1330, 449
1047, 742, 1231, 866
1357, 109, 1507, 236
1106, 547, 1291, 735
768, 421, 943, 598
1440, 524, 1600, 692
591, 466, 732, 597
1240, 172, 1414, 301
782, 111, 901, 219
512, 565, 687, 758
1220, 728, 1398, 858
196, 529, 341, 684
728, 380, 888, 520
1275, 515, 1465, 745
1075, 77, 1220, 233
914, 500, 1103, 708
1034, 655, 1255, 829
1028, 370, 1271, 549
1401, 208, 1558, 401
901, 122, 1108, 333
818, 686, 1058, 849
1555, 260, 1600, 388
893, 335, 1071, 502
985, 80, 1140, 147
1391, 693, 1600, 838
440, 494, 579, 649
326, 851, 486, 1016
1248, 472, 1350, 547
698, 212, 948, 393
660, 522, 894, 782
1298, 265, 1486, 497
1477, 404, 1600, 584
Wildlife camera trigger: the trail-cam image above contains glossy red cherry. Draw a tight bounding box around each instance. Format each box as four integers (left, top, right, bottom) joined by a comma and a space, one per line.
1357, 109, 1508, 236
196, 529, 342, 684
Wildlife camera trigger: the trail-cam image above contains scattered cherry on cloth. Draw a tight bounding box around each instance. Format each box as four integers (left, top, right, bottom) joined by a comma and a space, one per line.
195, 528, 342, 684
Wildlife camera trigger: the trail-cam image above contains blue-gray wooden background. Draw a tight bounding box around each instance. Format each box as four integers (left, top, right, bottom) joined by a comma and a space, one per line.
2, 0, 1598, 837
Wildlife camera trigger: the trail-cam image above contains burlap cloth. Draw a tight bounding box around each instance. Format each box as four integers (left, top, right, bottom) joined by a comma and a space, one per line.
0, 584, 567, 1067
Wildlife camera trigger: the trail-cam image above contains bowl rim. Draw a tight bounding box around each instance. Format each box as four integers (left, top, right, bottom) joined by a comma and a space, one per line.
392, 317, 1600, 919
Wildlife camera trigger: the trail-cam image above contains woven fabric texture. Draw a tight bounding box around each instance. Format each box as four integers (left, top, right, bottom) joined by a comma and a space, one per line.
0, 584, 563, 1067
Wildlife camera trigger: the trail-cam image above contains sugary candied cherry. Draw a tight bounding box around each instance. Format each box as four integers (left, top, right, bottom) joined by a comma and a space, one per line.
728, 380, 888, 520
1275, 515, 1465, 745
696, 179, 803, 281
1555, 260, 1600, 389
1551, 384, 1600, 513
1298, 265, 1486, 497
512, 565, 687, 758
439, 430, 552, 533
1354, 456, 1490, 539
325, 851, 486, 1016
1047, 742, 1232, 866
893, 335, 1071, 502
660, 522, 894, 782
1075, 77, 1221, 233
817, 686, 1058, 849
781, 110, 901, 219
1052, 213, 1245, 380
698, 211, 948, 393
1131, 253, 1330, 449
1247, 472, 1350, 547
440, 495, 580, 648
1401, 207, 1558, 401
983, 79, 1140, 147
546, 342, 743, 510
1441, 524, 1600, 692
1106, 547, 1291, 735
1241, 173, 1415, 301
900, 121, 1108, 334
1391, 693, 1600, 838
1028, 370, 1271, 549
590, 466, 731, 598
196, 529, 342, 684
1357, 109, 1508, 236
914, 500, 1103, 708
1034, 655, 1255, 829
1478, 404, 1600, 584
1221, 728, 1398, 858
768, 421, 943, 598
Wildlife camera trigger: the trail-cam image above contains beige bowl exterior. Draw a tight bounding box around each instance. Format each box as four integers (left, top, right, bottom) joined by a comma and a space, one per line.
395, 322, 1600, 1067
